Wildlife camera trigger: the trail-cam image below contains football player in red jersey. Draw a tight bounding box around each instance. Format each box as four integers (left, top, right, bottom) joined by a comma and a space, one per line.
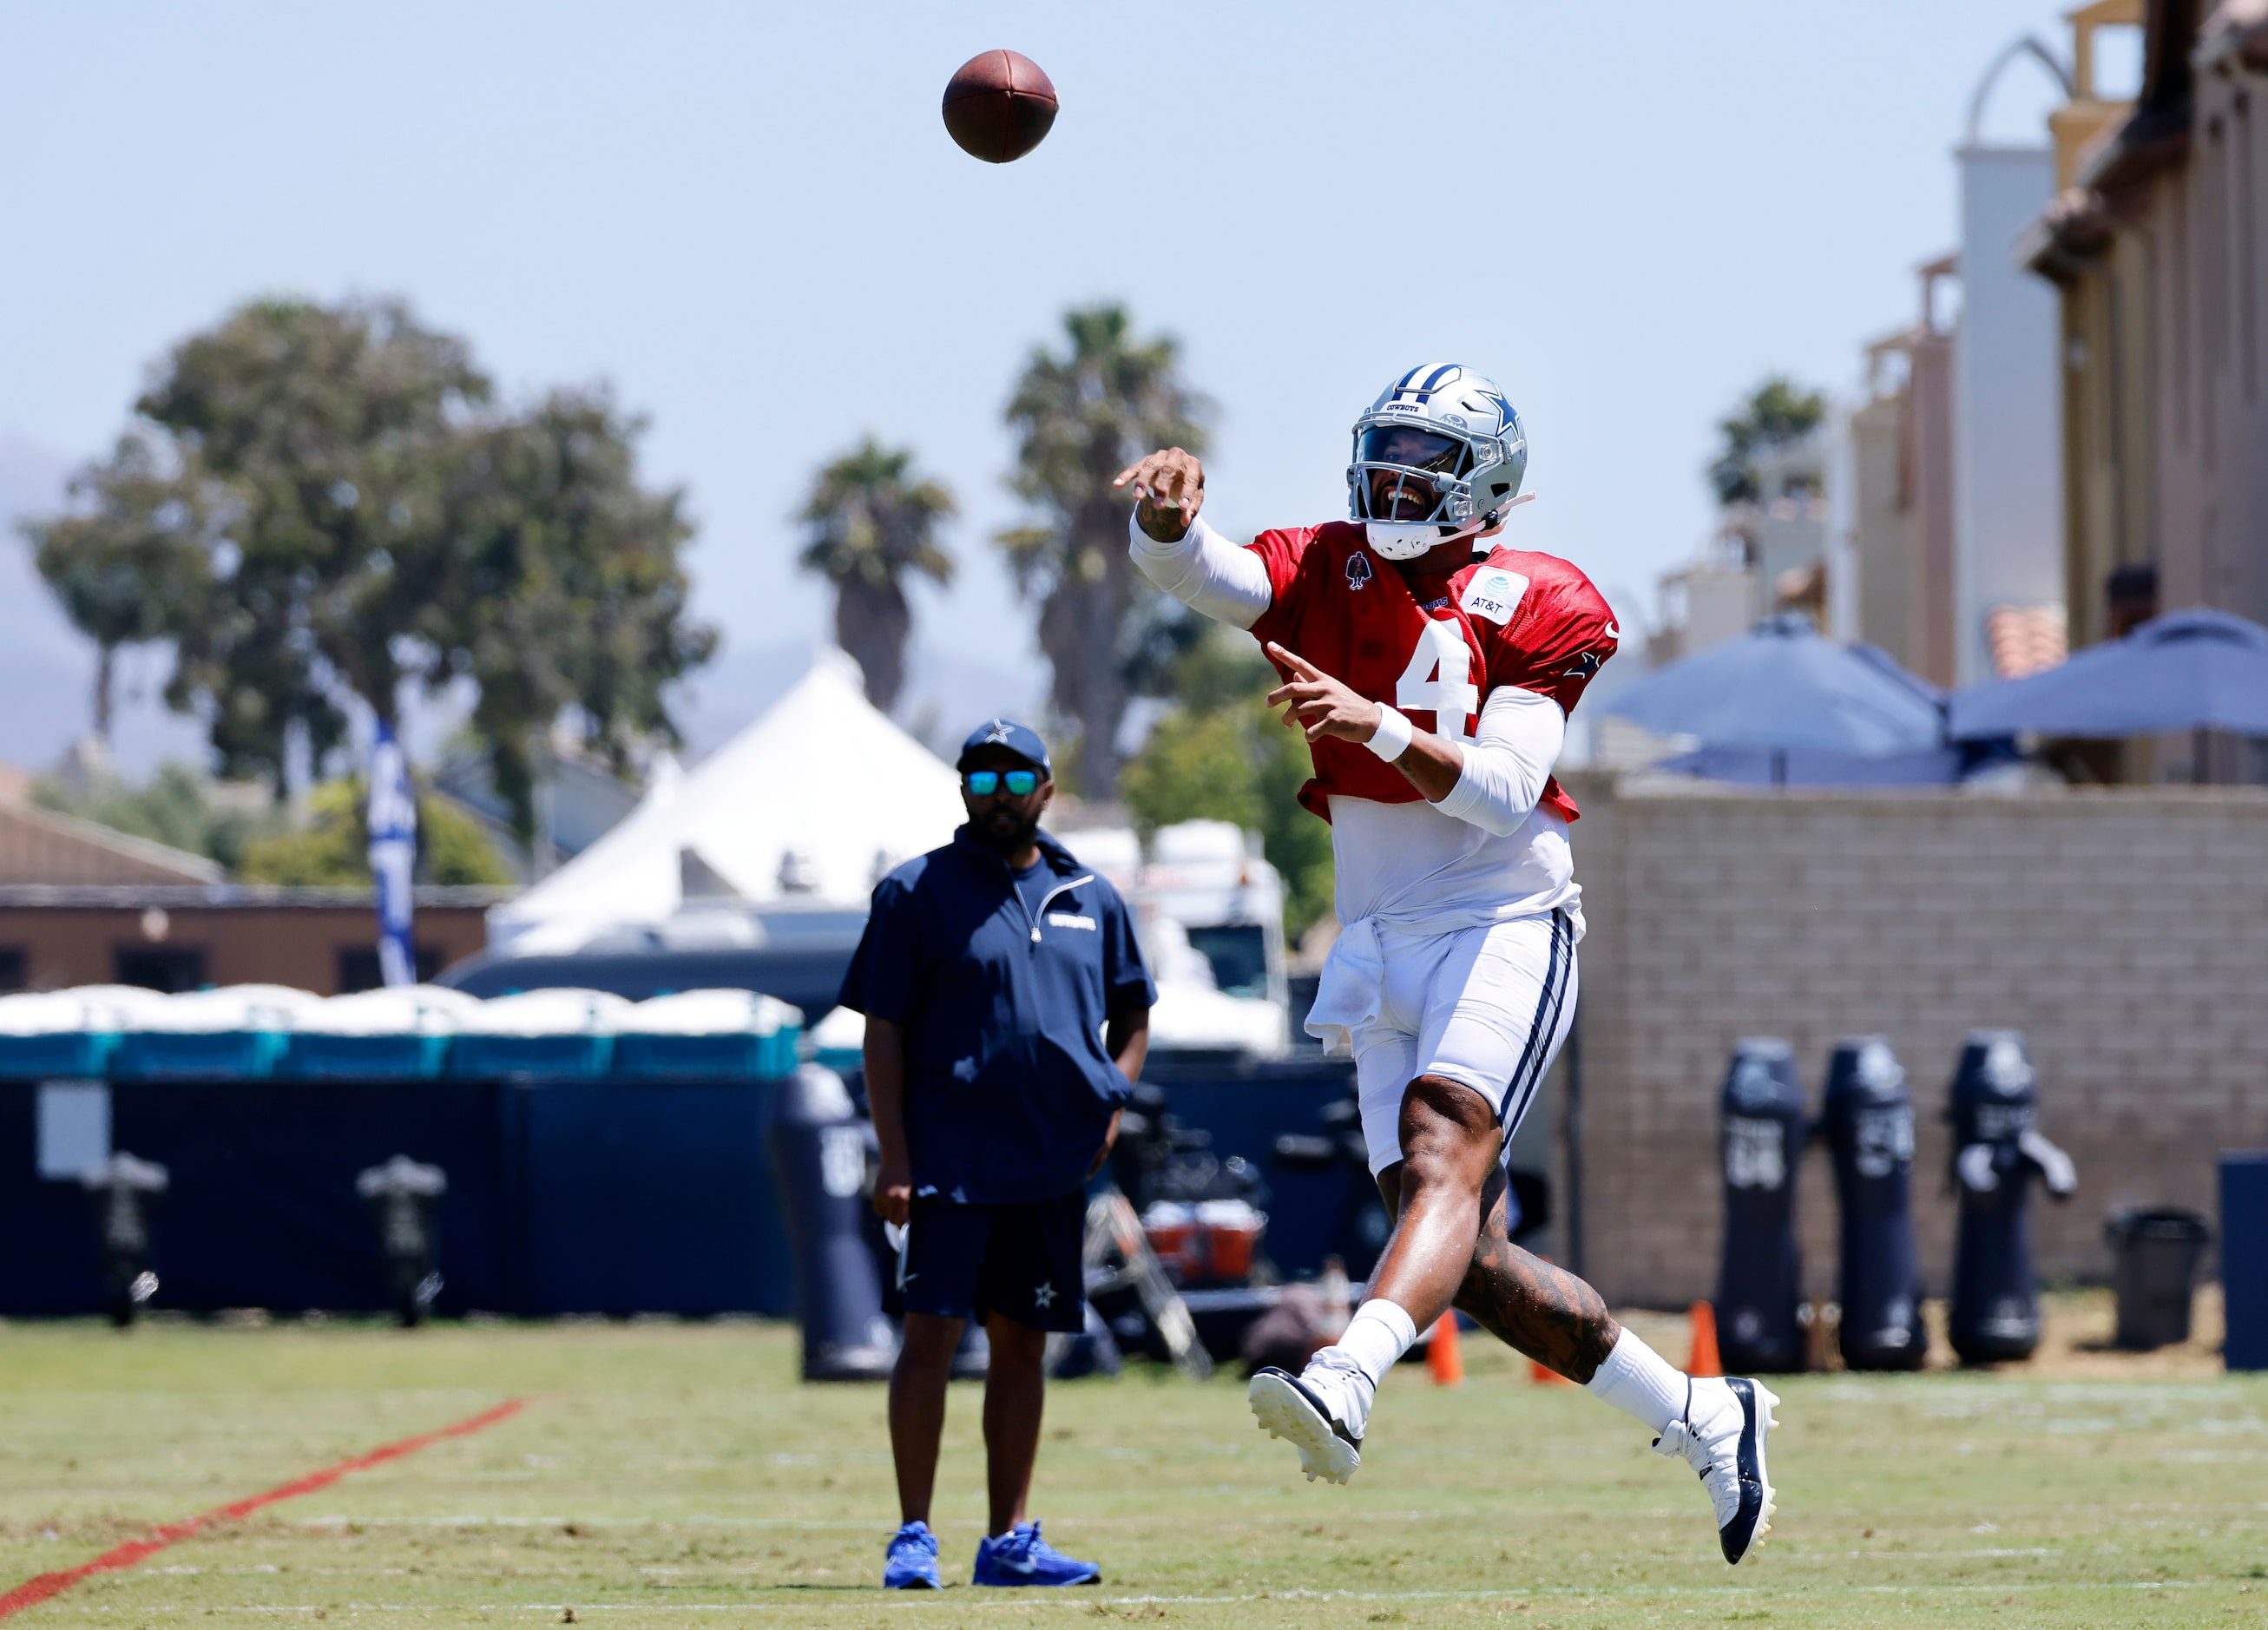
1117, 365, 1779, 1566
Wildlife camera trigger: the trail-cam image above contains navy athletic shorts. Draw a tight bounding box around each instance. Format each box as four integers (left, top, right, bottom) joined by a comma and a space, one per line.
897, 1190, 1087, 1334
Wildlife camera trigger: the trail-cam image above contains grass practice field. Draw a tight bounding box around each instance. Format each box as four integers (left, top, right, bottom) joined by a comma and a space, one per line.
0, 1302, 2261, 1627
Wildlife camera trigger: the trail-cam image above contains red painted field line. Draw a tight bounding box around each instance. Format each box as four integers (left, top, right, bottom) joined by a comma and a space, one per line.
0, 1396, 531, 1620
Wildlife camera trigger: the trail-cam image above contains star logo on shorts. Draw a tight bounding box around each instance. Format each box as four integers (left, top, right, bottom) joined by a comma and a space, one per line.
1032, 1280, 1056, 1308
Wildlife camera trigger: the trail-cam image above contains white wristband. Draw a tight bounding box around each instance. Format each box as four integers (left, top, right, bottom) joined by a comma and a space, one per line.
1365, 706, 1414, 762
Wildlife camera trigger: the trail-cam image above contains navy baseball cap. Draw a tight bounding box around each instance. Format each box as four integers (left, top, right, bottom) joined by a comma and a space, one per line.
957, 717, 1052, 775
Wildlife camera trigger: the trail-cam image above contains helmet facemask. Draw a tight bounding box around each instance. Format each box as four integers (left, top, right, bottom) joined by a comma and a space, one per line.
1345, 373, 1528, 561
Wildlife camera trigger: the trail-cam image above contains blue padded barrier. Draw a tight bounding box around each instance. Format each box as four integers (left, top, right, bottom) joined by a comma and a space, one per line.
0, 1077, 512, 1316
111, 1029, 290, 1081
108, 1077, 514, 1315
504, 1077, 793, 1316
279, 1033, 455, 1081
451, 1033, 614, 1081
0, 1033, 116, 1079
2224, 1151, 2268, 1372
611, 1024, 799, 1082
0, 1082, 110, 1314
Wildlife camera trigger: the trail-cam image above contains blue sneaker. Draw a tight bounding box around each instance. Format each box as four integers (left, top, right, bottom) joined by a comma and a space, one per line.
971, 1520, 1100, 1587
884, 1520, 943, 1588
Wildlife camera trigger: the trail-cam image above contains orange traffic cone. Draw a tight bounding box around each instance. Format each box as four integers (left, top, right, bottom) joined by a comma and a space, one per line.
1686, 1300, 1722, 1378
1426, 1312, 1464, 1386
1529, 1357, 1574, 1386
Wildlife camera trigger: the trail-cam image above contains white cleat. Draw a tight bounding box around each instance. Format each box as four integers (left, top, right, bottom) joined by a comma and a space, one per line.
1247, 1364, 1363, 1485
1653, 1376, 1780, 1564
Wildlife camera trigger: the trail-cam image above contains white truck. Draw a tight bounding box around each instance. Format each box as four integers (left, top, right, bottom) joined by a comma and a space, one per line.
1058, 819, 1291, 1057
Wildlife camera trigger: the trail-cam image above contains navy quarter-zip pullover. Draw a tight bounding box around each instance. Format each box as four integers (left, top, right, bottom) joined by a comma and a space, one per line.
838, 825, 1155, 1203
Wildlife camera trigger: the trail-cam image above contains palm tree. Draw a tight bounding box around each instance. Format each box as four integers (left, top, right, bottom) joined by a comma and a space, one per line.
997, 304, 1208, 798
797, 438, 956, 713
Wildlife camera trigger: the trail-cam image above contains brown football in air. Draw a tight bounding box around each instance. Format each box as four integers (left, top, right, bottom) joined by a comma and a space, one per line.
941, 49, 1058, 163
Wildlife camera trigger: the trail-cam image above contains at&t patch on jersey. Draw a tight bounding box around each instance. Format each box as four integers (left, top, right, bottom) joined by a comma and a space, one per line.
1459, 568, 1528, 625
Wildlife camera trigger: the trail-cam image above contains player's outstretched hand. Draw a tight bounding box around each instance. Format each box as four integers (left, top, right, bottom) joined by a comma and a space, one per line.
1112, 447, 1205, 542
1265, 642, 1384, 745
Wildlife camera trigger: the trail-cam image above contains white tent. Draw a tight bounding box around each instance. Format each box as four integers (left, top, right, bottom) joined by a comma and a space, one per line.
489, 652, 964, 952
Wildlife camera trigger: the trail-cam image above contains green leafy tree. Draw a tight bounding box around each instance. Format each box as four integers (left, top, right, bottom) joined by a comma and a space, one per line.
24, 437, 211, 741
797, 437, 956, 712
24, 297, 714, 843
998, 304, 1208, 798
237, 779, 511, 887
445, 389, 716, 840
1708, 375, 1828, 505
33, 763, 281, 873
1120, 623, 1335, 937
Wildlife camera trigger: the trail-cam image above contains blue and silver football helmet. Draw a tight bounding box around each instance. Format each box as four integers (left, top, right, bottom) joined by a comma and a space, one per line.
1346, 364, 1528, 560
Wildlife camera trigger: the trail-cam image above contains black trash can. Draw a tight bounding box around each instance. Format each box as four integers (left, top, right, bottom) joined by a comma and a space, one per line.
2104, 1207, 2211, 1351
766, 1064, 898, 1381
1715, 1039, 1807, 1373
1821, 1036, 1927, 1370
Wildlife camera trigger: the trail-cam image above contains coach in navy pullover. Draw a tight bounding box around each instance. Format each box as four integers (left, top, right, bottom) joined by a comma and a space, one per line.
842, 720, 1152, 1573
843, 818, 1152, 1201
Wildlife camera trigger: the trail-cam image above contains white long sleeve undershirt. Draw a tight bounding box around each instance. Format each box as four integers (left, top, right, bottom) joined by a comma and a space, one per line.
1127, 509, 1272, 628
1430, 685, 1565, 837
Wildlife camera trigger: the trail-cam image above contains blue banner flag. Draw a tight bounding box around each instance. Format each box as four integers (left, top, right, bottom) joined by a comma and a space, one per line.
367, 720, 418, 988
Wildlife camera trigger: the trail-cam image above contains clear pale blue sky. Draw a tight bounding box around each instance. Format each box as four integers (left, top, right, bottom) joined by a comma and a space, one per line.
0, 1, 2085, 724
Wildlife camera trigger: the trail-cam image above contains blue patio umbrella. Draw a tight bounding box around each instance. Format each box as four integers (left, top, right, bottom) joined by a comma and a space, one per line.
1604, 615, 1948, 782
1949, 608, 2268, 739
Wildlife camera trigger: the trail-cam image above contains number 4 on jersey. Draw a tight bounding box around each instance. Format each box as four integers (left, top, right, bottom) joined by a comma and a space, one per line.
1395, 620, 1479, 740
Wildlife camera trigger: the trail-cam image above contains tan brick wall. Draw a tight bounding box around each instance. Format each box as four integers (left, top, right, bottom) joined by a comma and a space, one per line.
1561, 775, 2268, 1307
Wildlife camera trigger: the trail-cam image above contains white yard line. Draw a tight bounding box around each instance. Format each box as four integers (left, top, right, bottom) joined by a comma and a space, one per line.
89, 1579, 2231, 1614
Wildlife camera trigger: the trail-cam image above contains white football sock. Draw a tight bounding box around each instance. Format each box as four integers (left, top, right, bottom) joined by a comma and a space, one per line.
1583, 1327, 1690, 1434
1325, 1298, 1418, 1390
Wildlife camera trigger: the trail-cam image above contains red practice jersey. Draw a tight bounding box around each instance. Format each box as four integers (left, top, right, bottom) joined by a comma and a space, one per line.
1244, 521, 1619, 825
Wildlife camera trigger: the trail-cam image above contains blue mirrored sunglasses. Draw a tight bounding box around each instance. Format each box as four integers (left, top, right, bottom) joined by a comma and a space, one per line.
963, 768, 1040, 798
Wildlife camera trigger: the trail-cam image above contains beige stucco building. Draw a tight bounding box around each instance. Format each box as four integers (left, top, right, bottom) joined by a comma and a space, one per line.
1832, 260, 1962, 687
2026, 0, 2268, 779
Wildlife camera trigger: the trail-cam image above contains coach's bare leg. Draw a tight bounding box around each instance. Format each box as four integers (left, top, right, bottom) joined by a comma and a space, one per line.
889, 1311, 963, 1526
1374, 1161, 1619, 1383
980, 1312, 1049, 1536
1363, 1075, 1509, 1328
